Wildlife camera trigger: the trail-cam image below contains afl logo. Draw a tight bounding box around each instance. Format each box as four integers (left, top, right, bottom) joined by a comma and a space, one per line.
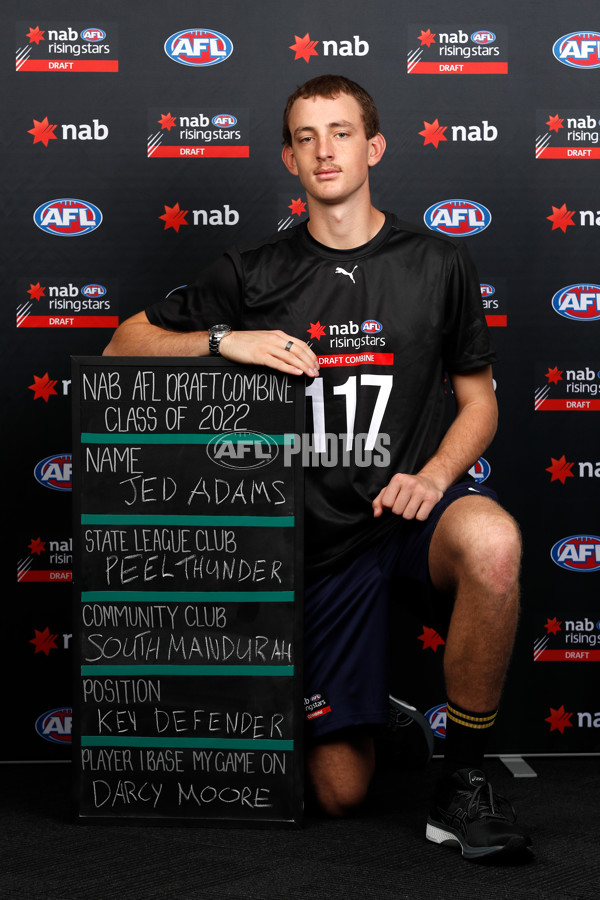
551, 535, 600, 572
471, 31, 495, 44
468, 457, 491, 483
207, 432, 279, 470
424, 199, 491, 236
480, 283, 495, 298
553, 32, 600, 68
164, 29, 234, 67
33, 199, 102, 237
361, 319, 382, 334
34, 454, 72, 492
35, 707, 72, 745
80, 28, 106, 42
212, 114, 237, 128
424, 703, 447, 739
552, 284, 600, 322
82, 283, 107, 299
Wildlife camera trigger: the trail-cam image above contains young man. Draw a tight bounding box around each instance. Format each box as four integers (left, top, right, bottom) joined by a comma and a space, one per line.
104, 75, 531, 860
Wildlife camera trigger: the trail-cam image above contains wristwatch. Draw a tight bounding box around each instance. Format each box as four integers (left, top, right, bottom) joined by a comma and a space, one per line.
208, 324, 232, 356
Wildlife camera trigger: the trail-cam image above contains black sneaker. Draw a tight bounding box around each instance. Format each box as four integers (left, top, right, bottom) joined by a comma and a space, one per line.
426, 768, 532, 860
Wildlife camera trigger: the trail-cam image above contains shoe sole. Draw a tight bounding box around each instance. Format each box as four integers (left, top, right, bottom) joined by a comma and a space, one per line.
426, 820, 530, 860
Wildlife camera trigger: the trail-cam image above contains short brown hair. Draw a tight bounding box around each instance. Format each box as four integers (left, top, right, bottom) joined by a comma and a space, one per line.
282, 74, 380, 145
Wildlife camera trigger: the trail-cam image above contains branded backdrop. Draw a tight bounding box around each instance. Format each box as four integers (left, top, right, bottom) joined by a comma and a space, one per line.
5, 0, 599, 761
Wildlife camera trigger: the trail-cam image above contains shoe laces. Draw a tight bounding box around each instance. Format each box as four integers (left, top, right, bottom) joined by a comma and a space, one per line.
466, 781, 516, 823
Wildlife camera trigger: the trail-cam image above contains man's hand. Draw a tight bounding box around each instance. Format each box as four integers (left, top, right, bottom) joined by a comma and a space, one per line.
103, 312, 319, 377
220, 330, 319, 378
372, 472, 445, 522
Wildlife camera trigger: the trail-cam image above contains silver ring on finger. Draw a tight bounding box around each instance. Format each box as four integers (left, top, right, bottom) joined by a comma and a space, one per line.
285, 340, 294, 351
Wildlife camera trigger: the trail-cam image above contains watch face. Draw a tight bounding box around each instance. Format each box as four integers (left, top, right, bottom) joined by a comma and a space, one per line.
209, 325, 231, 354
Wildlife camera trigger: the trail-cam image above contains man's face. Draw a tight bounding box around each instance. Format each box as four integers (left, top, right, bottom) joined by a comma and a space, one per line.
281, 93, 384, 207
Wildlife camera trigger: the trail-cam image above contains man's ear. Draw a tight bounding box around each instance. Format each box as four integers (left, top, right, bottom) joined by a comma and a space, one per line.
281, 143, 298, 176
367, 132, 386, 168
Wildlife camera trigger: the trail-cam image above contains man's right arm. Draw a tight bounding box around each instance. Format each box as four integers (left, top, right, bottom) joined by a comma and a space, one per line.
103, 310, 209, 357
103, 310, 320, 378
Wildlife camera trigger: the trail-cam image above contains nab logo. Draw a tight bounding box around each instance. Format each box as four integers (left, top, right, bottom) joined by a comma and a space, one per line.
34, 454, 73, 491
552, 284, 600, 322
551, 535, 600, 572
212, 114, 237, 127
424, 199, 491, 236
206, 432, 279, 470
164, 29, 233, 67
424, 703, 447, 738
553, 32, 600, 68
472, 31, 495, 44
33, 199, 102, 236
361, 319, 382, 333
82, 283, 107, 298
81, 28, 106, 42
35, 707, 72, 745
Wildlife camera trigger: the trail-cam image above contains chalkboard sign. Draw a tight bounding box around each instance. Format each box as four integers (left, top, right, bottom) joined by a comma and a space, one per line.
72, 358, 304, 826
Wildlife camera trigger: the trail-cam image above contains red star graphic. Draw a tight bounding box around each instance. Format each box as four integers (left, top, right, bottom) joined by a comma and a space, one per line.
30, 627, 58, 656
418, 626, 445, 652
547, 203, 575, 233
418, 29, 436, 47
419, 119, 447, 148
545, 705, 573, 734
28, 537, 46, 556
307, 321, 326, 340
28, 372, 58, 402
27, 282, 46, 301
28, 117, 58, 147
159, 202, 188, 232
545, 366, 563, 385
158, 112, 177, 131
546, 114, 564, 133
545, 617, 562, 636
27, 26, 45, 45
546, 455, 574, 484
289, 197, 307, 216
289, 33, 319, 63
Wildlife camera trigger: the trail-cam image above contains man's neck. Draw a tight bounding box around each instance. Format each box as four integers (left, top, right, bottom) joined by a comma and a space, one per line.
306, 200, 385, 250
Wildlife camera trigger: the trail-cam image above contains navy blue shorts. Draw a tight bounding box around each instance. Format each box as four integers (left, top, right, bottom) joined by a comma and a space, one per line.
303, 481, 499, 740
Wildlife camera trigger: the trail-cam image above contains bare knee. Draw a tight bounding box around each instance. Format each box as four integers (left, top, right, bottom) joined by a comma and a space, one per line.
307, 732, 375, 817
431, 498, 522, 600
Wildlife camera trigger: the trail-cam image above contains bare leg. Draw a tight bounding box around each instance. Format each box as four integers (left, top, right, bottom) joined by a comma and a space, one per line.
428, 496, 521, 711
306, 731, 375, 817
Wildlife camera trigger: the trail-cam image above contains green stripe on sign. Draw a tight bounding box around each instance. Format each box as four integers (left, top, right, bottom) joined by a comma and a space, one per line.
81, 514, 294, 526
81, 665, 294, 676
81, 591, 294, 603
80, 433, 295, 444
81, 736, 294, 751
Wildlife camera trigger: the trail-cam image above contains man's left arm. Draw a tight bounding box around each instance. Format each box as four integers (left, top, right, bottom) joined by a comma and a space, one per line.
372, 365, 497, 521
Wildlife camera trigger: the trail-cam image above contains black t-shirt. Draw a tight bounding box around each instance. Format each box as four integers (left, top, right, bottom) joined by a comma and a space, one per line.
146, 213, 496, 578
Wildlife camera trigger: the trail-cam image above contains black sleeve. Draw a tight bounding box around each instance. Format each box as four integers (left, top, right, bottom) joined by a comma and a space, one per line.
442, 242, 497, 373
145, 251, 244, 332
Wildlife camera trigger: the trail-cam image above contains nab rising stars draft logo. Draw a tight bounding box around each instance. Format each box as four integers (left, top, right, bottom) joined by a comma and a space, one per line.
407, 26, 507, 75
278, 195, 308, 231
424, 199, 491, 236
535, 363, 600, 411
15, 23, 118, 72
147, 108, 248, 159
553, 32, 600, 69
536, 111, 600, 160
534, 614, 600, 662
